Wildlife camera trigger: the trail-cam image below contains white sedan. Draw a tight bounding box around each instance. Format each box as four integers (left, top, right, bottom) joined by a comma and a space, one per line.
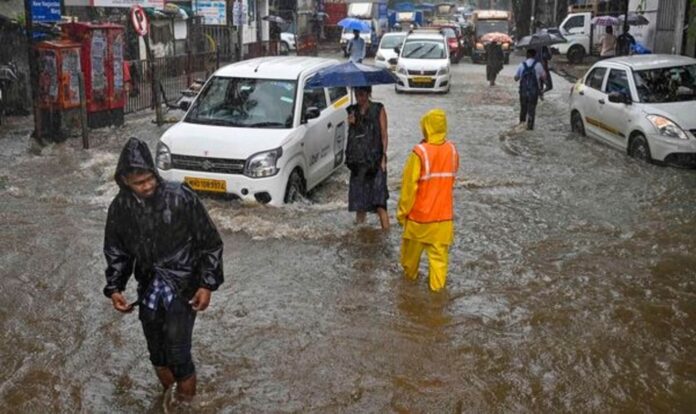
569, 55, 696, 166
393, 31, 451, 94
374, 32, 407, 71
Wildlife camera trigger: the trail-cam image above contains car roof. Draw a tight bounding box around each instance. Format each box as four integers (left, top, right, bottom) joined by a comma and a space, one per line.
214, 56, 340, 80
405, 32, 446, 41
600, 54, 696, 71
382, 32, 407, 38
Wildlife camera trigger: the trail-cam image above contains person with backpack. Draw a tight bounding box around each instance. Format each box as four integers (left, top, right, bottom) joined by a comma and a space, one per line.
514, 48, 546, 130
346, 86, 390, 230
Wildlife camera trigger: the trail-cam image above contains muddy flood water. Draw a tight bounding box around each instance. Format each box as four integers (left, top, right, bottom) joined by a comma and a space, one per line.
0, 60, 695, 413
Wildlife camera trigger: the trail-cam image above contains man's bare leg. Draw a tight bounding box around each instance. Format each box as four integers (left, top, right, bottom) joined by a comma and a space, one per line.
155, 366, 175, 391
175, 374, 196, 401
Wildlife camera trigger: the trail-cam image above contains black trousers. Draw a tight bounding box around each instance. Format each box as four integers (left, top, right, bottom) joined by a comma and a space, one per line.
519, 93, 539, 130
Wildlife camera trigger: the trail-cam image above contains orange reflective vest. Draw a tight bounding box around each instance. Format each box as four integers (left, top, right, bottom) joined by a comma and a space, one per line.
407, 141, 458, 223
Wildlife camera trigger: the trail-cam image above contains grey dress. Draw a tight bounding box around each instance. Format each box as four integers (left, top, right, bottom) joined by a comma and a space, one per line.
347, 102, 389, 212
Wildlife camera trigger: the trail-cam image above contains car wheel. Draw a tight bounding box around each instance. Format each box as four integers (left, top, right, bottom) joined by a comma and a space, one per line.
567, 45, 585, 64
284, 169, 306, 203
394, 85, 402, 94
628, 133, 652, 163
571, 110, 586, 136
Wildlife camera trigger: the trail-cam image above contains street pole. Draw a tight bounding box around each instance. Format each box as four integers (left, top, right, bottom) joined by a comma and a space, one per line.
553, 0, 558, 25
23, 0, 42, 141
530, 0, 536, 35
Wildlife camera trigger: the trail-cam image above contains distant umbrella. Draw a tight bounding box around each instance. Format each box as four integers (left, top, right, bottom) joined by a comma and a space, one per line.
619, 13, 649, 26
262, 15, 285, 24
337, 18, 371, 32
591, 16, 619, 26
515, 32, 566, 49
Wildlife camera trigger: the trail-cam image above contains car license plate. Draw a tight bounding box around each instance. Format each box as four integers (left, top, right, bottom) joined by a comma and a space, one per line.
412, 76, 432, 84
184, 177, 227, 193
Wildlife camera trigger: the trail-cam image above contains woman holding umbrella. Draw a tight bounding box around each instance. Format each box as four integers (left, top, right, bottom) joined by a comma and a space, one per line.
346, 86, 390, 230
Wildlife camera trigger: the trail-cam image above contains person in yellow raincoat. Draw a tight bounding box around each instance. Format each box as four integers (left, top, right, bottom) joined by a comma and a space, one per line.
397, 109, 459, 292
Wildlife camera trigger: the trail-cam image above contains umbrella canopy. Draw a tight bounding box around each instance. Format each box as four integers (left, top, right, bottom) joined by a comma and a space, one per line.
515, 32, 566, 49
337, 18, 371, 32
480, 32, 512, 44
591, 15, 619, 26
305, 62, 397, 89
619, 12, 649, 26
262, 15, 285, 24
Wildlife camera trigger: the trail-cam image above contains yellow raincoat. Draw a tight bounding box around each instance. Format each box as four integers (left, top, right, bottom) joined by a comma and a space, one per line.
397, 109, 458, 292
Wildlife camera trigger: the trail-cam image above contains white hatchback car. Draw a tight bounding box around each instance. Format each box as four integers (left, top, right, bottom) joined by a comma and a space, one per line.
393, 30, 451, 93
569, 55, 696, 166
375, 32, 407, 71
156, 57, 350, 205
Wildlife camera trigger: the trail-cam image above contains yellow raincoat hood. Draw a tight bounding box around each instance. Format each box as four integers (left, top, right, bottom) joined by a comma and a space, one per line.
420, 109, 447, 145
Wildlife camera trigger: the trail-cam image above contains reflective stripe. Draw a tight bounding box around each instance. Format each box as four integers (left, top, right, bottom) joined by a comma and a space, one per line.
448, 142, 457, 172
419, 172, 456, 181
416, 144, 430, 177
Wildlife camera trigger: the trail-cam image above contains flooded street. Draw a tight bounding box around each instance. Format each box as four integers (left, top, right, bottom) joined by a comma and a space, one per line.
1, 55, 695, 412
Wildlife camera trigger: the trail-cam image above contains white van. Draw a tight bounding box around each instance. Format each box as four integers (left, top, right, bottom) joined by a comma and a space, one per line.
156, 57, 350, 206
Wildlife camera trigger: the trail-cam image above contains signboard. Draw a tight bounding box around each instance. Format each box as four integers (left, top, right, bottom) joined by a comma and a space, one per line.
232, 0, 248, 27
130, 5, 149, 36
31, 0, 62, 23
91, 0, 164, 8
193, 1, 227, 25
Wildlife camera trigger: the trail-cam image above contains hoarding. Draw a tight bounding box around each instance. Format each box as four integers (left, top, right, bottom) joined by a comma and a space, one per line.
90, 0, 165, 8
194, 1, 227, 25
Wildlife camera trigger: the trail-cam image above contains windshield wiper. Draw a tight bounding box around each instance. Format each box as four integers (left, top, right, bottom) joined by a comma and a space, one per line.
405, 45, 425, 57
246, 121, 288, 128
416, 44, 438, 59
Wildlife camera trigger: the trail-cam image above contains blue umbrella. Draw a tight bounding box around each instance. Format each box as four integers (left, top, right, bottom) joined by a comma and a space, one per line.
306, 62, 397, 89
337, 18, 371, 32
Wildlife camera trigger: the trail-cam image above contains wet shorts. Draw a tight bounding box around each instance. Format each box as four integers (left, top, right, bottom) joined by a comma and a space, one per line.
139, 296, 197, 381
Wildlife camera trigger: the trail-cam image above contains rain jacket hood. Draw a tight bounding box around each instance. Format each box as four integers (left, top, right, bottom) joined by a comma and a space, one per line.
114, 137, 161, 190
103, 139, 224, 300
420, 109, 447, 145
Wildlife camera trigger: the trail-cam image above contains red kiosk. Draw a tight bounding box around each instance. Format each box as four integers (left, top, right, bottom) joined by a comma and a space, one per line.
62, 23, 126, 128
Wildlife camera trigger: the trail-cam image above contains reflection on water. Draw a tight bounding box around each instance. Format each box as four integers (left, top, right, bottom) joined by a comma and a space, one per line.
1, 64, 695, 412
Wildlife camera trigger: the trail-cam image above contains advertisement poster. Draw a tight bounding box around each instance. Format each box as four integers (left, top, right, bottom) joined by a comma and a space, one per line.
194, 1, 227, 25
39, 51, 58, 102
91, 30, 107, 96
61, 49, 81, 106
113, 33, 124, 95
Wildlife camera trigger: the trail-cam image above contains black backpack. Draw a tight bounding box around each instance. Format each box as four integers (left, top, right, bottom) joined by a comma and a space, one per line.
520, 61, 540, 98
345, 102, 383, 175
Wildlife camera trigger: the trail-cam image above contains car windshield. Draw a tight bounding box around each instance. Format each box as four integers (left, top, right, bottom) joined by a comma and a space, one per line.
633, 64, 696, 103
381, 35, 406, 49
476, 21, 509, 37
185, 77, 297, 128
402, 40, 446, 59
441, 28, 456, 38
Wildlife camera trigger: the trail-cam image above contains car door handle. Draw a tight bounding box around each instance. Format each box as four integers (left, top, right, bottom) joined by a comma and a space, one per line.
327, 122, 332, 129
598, 99, 605, 104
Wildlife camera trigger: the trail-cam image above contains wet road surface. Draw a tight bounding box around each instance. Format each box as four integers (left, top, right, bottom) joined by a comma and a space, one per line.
1, 55, 695, 413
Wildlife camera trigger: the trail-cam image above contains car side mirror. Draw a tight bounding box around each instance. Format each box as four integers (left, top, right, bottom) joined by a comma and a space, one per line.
393, 46, 400, 54
388, 57, 398, 65
608, 91, 631, 105
303, 106, 321, 123
179, 100, 191, 111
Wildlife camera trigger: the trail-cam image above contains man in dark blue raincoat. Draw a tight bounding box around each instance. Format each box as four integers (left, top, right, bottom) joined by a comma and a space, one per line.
103, 137, 224, 402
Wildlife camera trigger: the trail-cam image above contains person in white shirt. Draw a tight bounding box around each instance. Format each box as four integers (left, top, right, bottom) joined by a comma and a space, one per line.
514, 49, 546, 130
600, 26, 616, 58
347, 29, 366, 63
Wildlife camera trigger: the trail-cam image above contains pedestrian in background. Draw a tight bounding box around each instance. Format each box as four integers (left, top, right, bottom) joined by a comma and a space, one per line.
485, 41, 504, 86
103, 137, 224, 404
616, 27, 635, 56
397, 109, 459, 292
346, 86, 390, 230
347, 29, 366, 63
600, 26, 616, 58
514, 48, 545, 130
537, 45, 553, 92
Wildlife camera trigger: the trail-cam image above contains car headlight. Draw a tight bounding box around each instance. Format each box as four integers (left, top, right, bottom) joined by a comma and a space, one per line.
397, 66, 408, 75
156, 142, 172, 170
476, 42, 484, 50
646, 115, 688, 140
244, 147, 283, 178
437, 66, 449, 76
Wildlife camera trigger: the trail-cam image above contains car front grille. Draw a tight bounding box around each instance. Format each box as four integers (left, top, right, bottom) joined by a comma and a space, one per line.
408, 79, 436, 88
171, 154, 245, 174
407, 69, 437, 76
